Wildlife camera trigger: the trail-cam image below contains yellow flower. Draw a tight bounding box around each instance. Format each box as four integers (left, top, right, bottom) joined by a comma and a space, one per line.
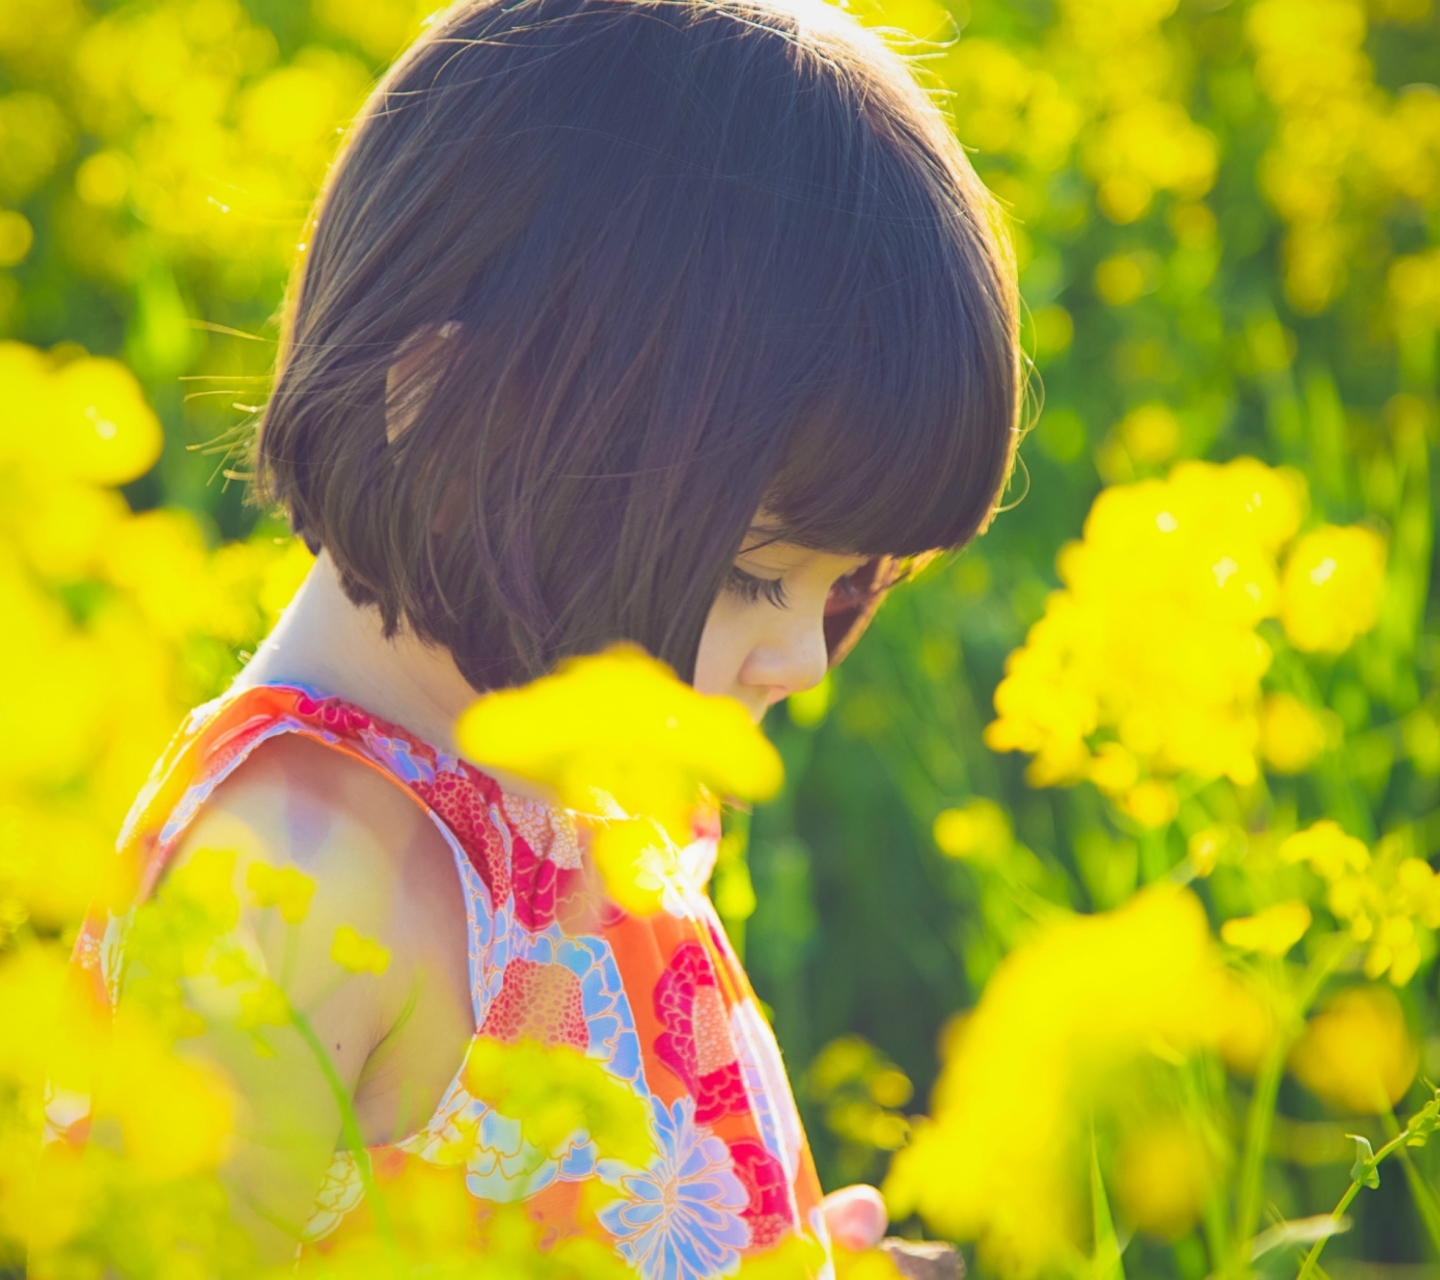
1277, 823, 1438, 983
1279, 524, 1387, 653
884, 886, 1224, 1276
330, 924, 391, 975
236, 979, 291, 1030
1187, 824, 1245, 878
93, 1010, 236, 1180
1279, 820, 1369, 880
987, 458, 1307, 803
933, 799, 1012, 861
246, 861, 316, 925
1258, 692, 1330, 773
0, 343, 162, 486
456, 644, 782, 913
1290, 985, 1417, 1114
1114, 1118, 1218, 1240
1220, 900, 1312, 956
1211, 969, 1279, 1077
461, 1038, 654, 1168
1119, 779, 1179, 828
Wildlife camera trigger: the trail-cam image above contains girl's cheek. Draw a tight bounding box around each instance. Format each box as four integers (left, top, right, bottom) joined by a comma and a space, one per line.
692, 600, 751, 699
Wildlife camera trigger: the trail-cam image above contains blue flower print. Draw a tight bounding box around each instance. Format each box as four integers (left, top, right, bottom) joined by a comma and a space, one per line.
598, 1095, 750, 1280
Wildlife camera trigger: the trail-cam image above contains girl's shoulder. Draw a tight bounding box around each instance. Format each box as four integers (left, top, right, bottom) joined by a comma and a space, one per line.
116, 682, 480, 899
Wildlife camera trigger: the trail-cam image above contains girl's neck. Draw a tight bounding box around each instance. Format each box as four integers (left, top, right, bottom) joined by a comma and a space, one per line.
235, 549, 480, 759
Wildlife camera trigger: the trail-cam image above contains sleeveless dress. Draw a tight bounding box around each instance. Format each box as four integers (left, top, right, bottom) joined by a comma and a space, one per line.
57, 682, 834, 1277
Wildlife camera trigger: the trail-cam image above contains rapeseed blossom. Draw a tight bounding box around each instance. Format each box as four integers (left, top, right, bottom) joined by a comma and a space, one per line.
1112, 1118, 1219, 1241
1220, 900, 1313, 957
986, 458, 1386, 819
986, 458, 1303, 801
1279, 525, 1388, 654
1289, 985, 1418, 1114
456, 644, 782, 913
1258, 692, 1332, 773
884, 885, 1228, 1275
1280, 821, 1440, 984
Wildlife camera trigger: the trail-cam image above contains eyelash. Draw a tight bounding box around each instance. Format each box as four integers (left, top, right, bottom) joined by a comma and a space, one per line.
726, 566, 789, 608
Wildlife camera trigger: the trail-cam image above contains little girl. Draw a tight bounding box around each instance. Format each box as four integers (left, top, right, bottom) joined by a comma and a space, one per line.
70, 0, 1018, 1271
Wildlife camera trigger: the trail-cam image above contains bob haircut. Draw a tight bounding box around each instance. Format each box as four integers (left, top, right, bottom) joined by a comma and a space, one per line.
257, 0, 1020, 692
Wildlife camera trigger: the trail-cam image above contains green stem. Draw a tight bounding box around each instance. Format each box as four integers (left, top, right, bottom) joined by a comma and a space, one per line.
1383, 1106, 1440, 1259
1234, 943, 1350, 1278
289, 1007, 395, 1245
1234, 1035, 1287, 1269
1295, 1130, 1410, 1280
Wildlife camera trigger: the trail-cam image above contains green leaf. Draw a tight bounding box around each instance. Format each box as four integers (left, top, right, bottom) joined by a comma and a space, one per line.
1347, 1135, 1380, 1190
1090, 1125, 1126, 1280
1406, 1084, 1440, 1146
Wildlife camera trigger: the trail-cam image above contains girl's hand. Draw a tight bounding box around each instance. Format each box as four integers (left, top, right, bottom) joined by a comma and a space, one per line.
821, 1183, 888, 1251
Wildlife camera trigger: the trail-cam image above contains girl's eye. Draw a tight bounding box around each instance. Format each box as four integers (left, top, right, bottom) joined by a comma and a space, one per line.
725, 566, 789, 608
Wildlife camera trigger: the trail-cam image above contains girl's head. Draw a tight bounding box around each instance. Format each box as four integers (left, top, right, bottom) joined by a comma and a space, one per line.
257, 0, 1020, 700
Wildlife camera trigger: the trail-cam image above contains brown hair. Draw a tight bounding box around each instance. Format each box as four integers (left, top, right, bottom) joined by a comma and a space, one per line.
257, 0, 1020, 691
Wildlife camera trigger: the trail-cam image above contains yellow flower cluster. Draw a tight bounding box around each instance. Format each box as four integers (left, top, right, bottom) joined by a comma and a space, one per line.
884, 886, 1229, 1275
1247, 0, 1440, 313
985, 458, 1387, 821
456, 644, 782, 914
805, 1035, 915, 1174
936, 0, 1217, 227
1280, 820, 1440, 985
0, 341, 312, 944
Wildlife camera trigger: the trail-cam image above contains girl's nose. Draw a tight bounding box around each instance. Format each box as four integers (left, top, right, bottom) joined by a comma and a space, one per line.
744, 621, 830, 707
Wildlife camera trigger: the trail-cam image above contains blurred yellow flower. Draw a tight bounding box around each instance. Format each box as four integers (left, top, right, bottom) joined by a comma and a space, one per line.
1210, 969, 1279, 1076
1279, 524, 1387, 653
1220, 900, 1312, 956
1114, 1117, 1218, 1240
461, 1037, 653, 1168
457, 644, 782, 912
1116, 403, 1182, 465
246, 861, 316, 925
1279, 822, 1440, 983
1118, 779, 1179, 829
1279, 819, 1369, 880
884, 885, 1226, 1276
236, 978, 291, 1031
93, 1010, 236, 1180
1290, 985, 1417, 1114
1258, 691, 1330, 773
933, 798, 1012, 861
330, 924, 391, 976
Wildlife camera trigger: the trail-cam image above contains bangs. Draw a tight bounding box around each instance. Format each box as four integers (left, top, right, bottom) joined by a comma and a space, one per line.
765, 233, 1019, 560
665, 12, 1021, 562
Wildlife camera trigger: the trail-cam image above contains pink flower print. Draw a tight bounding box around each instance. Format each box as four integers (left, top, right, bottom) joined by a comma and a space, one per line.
479, 958, 588, 1049
414, 768, 511, 907
654, 942, 746, 1124
727, 1137, 794, 1250
510, 834, 559, 932
293, 694, 372, 737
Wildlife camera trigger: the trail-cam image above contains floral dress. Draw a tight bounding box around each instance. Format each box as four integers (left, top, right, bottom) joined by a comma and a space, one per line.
61, 682, 833, 1279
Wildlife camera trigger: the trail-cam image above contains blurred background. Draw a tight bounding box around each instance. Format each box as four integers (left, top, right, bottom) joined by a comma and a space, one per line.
2, 0, 1440, 1274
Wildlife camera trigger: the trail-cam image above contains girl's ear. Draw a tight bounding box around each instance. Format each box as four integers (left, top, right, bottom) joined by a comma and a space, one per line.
385, 321, 462, 445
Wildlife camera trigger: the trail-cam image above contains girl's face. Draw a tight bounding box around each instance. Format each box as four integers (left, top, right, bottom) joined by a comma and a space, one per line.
693, 525, 869, 723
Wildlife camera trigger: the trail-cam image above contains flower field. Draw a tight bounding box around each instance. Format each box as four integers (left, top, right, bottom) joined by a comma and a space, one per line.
1, 0, 1439, 1277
